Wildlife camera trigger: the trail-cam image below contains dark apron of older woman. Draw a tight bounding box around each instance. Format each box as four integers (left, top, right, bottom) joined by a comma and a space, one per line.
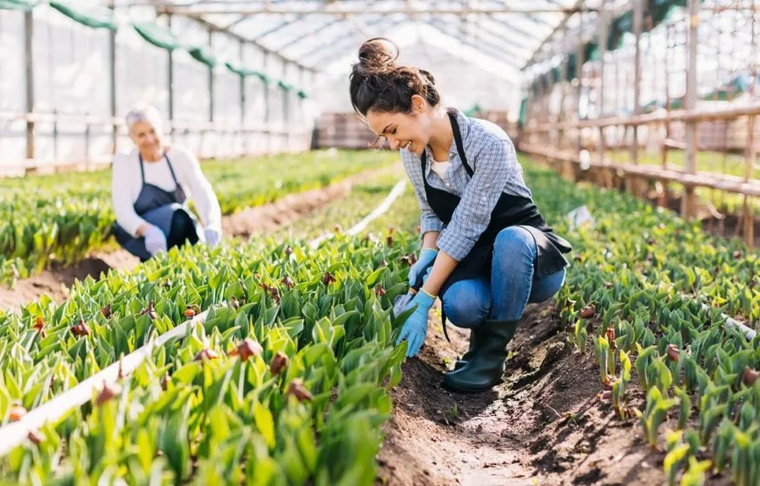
111, 104, 223, 262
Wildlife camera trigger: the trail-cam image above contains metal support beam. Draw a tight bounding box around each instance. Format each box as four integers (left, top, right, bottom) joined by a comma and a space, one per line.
273, 17, 345, 52
208, 28, 214, 123
523, 0, 586, 69
252, 16, 302, 40
24, 9, 34, 163
167, 14, 175, 132
262, 51, 271, 155
181, 14, 315, 73
432, 15, 530, 61
454, 14, 536, 57
282, 61, 289, 150
681, 0, 699, 219
108, 0, 117, 155
161, 5, 598, 16
424, 18, 521, 66
301, 16, 402, 66
239, 39, 246, 154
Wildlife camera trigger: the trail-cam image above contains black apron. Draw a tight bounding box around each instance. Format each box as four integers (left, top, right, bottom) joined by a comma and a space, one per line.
113, 153, 194, 260
423, 111, 572, 337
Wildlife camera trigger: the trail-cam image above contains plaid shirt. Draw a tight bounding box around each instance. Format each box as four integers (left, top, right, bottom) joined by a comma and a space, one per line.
400, 108, 532, 261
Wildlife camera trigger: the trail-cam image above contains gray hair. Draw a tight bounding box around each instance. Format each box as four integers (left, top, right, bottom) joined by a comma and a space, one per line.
125, 103, 163, 130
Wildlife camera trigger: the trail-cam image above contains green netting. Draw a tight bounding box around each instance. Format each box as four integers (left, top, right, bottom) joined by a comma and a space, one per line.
0, 0, 40, 10
254, 72, 270, 84
529, 0, 694, 90
188, 45, 217, 67
49, 1, 116, 30
132, 22, 180, 51
224, 61, 250, 77
277, 80, 294, 91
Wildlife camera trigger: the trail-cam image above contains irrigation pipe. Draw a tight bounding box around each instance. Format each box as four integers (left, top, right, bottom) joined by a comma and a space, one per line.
0, 177, 407, 457
309, 178, 407, 248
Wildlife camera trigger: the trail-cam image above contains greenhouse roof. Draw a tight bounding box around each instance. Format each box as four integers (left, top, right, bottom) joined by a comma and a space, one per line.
113, 0, 615, 72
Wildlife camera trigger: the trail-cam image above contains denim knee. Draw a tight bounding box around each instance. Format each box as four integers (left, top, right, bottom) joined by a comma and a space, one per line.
494, 226, 536, 264
442, 281, 490, 329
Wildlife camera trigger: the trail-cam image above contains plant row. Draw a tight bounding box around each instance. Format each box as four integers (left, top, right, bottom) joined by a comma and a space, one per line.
0, 150, 393, 286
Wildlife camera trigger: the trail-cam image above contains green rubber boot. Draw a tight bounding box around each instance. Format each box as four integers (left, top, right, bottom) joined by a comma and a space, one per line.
442, 319, 518, 393
453, 330, 479, 370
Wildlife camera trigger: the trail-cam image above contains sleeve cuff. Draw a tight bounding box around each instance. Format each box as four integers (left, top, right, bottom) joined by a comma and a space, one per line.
420, 215, 444, 235
436, 228, 476, 262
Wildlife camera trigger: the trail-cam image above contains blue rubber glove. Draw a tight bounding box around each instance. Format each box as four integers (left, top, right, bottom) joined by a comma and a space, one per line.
396, 289, 436, 357
408, 248, 438, 287
143, 225, 167, 257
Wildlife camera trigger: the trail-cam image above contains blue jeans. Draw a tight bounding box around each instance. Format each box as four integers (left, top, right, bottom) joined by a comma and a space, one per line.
442, 226, 566, 327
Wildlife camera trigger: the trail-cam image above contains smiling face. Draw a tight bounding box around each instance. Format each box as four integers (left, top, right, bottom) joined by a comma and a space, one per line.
129, 120, 164, 161
365, 95, 434, 155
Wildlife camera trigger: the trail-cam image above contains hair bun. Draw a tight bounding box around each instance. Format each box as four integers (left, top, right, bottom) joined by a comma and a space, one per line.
357, 37, 399, 75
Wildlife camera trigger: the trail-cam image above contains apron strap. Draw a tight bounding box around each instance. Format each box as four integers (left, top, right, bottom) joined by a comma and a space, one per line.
138, 154, 146, 183
419, 109, 473, 181
447, 110, 474, 177
138, 152, 179, 187
163, 153, 180, 186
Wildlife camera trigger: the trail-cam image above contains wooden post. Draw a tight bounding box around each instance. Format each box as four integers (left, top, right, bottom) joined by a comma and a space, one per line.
631, 0, 643, 165
681, 0, 699, 220
575, 3, 584, 153
108, 0, 117, 156
597, 4, 608, 169
745, 115, 756, 245
743, 9, 757, 246
24, 10, 34, 168
627, 0, 643, 196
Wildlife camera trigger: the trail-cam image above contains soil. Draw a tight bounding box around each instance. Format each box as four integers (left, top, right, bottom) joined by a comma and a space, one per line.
0, 170, 381, 312
377, 302, 731, 486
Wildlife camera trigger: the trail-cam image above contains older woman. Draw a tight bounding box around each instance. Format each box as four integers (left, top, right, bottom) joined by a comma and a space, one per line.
112, 104, 223, 261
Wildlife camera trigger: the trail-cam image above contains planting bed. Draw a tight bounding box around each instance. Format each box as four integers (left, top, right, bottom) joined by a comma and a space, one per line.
0, 153, 757, 485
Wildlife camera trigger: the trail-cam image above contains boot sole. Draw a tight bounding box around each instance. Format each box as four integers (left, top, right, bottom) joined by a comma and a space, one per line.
441, 376, 503, 394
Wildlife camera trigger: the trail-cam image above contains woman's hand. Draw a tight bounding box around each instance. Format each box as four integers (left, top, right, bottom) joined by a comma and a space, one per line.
396, 289, 436, 357
409, 248, 437, 287
204, 225, 222, 248
143, 225, 167, 256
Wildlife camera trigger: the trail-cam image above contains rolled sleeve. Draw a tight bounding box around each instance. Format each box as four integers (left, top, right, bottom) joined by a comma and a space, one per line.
420, 210, 444, 235
436, 139, 512, 261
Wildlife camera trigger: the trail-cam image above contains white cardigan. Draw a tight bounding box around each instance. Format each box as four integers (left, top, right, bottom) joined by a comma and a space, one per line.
111, 146, 222, 238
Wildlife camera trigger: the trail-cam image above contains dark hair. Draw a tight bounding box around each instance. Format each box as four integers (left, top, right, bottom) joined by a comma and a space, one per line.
349, 37, 441, 118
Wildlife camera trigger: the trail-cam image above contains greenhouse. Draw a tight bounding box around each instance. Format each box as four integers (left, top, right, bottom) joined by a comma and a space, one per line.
0, 1, 759, 484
